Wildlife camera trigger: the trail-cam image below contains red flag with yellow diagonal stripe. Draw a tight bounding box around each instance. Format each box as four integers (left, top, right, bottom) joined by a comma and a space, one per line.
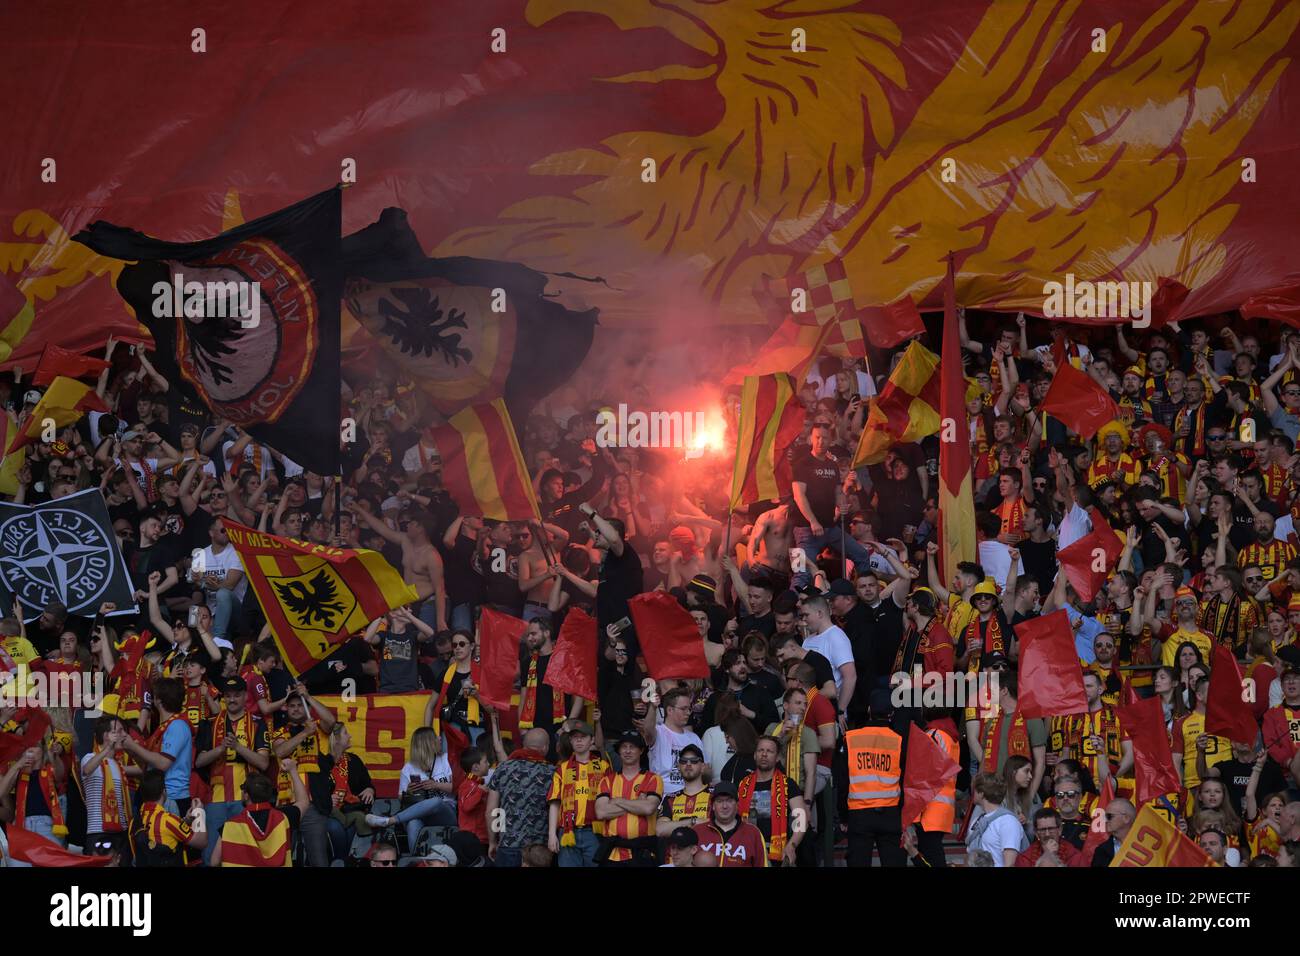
432, 398, 540, 521
222, 520, 419, 675
850, 341, 940, 467
730, 372, 806, 511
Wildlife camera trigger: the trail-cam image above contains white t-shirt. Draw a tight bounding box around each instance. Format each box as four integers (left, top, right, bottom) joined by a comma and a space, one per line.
700, 724, 734, 777
978, 540, 1024, 589
402, 441, 440, 474
804, 625, 854, 697
221, 440, 275, 481
649, 719, 705, 797
971, 808, 1027, 867
400, 756, 452, 797
198, 544, 249, 604
1057, 502, 1093, 552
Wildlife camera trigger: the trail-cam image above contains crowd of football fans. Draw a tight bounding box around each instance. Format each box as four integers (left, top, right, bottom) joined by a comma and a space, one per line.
2, 314, 1300, 868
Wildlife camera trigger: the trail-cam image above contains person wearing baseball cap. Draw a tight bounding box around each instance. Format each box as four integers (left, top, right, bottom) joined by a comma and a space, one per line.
691, 780, 767, 867
593, 730, 662, 867
547, 720, 609, 867
194, 673, 270, 865
661, 826, 700, 867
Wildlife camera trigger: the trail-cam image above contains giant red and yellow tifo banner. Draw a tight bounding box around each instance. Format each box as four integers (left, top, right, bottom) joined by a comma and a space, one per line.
316, 693, 519, 798
6, 0, 1300, 364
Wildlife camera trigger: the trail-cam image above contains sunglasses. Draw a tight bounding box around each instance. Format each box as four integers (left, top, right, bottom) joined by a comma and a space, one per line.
1207, 433, 1227, 440
452, 641, 471, 649
371, 858, 397, 866
677, 756, 702, 765
1054, 789, 1079, 799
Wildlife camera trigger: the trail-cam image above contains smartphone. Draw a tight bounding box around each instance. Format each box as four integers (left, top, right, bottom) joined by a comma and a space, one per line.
188, 606, 200, 627
610, 616, 631, 635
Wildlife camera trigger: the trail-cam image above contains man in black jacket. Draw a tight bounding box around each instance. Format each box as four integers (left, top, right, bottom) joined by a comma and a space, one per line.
1091, 798, 1136, 867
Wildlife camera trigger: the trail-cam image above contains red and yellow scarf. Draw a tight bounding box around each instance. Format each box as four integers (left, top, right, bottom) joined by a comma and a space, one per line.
432, 662, 479, 736
90, 743, 131, 832
16, 764, 68, 837
518, 652, 564, 730
996, 497, 1024, 539
329, 752, 353, 807
738, 770, 789, 863
964, 613, 1005, 672
983, 709, 1030, 768
555, 753, 607, 845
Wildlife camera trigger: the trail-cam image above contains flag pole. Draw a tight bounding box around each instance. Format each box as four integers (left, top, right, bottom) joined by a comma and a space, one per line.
841, 512, 847, 579
333, 473, 342, 538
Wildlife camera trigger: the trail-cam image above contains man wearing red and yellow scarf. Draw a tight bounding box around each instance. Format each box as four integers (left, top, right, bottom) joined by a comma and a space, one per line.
546, 721, 607, 866
80, 715, 135, 856
194, 676, 270, 865
517, 619, 568, 733
738, 736, 808, 867
1061, 672, 1131, 788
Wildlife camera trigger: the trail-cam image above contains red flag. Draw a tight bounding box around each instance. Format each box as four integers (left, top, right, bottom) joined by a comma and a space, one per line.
1014, 610, 1087, 719
1148, 277, 1191, 326
861, 296, 926, 349
547, 607, 598, 701
901, 723, 960, 827
1120, 675, 1140, 707
1110, 804, 1216, 867
7, 828, 112, 867
1204, 644, 1259, 745
0, 707, 51, 764
938, 254, 975, 587
1055, 508, 1123, 603
445, 723, 470, 795
476, 608, 527, 710
1039, 361, 1119, 440
1117, 696, 1182, 805
32, 344, 110, 386
628, 591, 710, 679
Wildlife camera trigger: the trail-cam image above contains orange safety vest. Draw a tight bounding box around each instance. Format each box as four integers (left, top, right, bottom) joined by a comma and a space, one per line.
919, 729, 958, 834
845, 727, 902, 810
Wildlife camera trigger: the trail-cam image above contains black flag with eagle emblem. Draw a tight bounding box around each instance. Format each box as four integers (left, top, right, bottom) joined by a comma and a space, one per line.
340, 207, 598, 423
73, 189, 342, 476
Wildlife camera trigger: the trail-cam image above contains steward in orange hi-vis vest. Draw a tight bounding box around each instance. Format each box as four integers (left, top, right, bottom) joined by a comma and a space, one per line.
846, 726, 902, 809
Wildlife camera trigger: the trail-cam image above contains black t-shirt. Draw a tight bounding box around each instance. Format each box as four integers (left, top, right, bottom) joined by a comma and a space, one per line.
442, 531, 483, 608
744, 775, 804, 846
378, 627, 422, 694
791, 452, 839, 528
802, 649, 835, 693
122, 537, 184, 592
749, 667, 786, 706
1210, 757, 1285, 819
597, 541, 643, 648
738, 610, 775, 639
1018, 537, 1057, 594
518, 650, 565, 728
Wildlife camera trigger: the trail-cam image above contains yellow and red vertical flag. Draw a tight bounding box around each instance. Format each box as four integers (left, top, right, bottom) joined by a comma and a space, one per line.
850, 340, 940, 467
938, 254, 975, 589
729, 372, 806, 511
431, 398, 540, 521
5, 375, 109, 455
222, 520, 419, 675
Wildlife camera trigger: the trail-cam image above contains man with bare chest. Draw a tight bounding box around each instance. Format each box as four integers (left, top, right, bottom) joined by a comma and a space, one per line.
748, 502, 793, 591
350, 506, 447, 631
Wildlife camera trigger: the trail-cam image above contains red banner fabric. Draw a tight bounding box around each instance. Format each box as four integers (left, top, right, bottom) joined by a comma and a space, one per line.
1014, 610, 1088, 719
628, 592, 710, 680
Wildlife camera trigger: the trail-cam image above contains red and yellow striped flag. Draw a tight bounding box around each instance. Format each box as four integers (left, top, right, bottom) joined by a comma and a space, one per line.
222, 520, 419, 675
219, 807, 293, 867
938, 255, 976, 588
729, 372, 806, 511
432, 398, 540, 521
850, 341, 940, 467
5, 375, 108, 455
